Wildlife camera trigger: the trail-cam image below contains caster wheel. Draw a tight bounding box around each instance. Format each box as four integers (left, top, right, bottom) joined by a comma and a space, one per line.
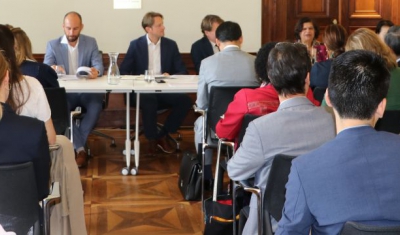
122, 150, 135, 155
121, 167, 129, 175
130, 168, 138, 175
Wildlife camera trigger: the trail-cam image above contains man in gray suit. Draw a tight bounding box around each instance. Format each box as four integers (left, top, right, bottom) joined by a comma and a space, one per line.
44, 11, 104, 167
194, 21, 259, 188
227, 42, 336, 235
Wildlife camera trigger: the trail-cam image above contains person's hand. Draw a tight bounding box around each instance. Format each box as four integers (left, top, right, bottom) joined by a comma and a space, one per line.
88, 67, 99, 79
0, 224, 16, 235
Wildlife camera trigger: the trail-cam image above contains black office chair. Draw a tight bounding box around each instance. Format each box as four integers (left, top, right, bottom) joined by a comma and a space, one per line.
44, 87, 70, 136
313, 87, 326, 104
0, 162, 39, 235
218, 114, 261, 235
236, 154, 296, 235
375, 110, 400, 134
340, 221, 400, 235
194, 85, 258, 203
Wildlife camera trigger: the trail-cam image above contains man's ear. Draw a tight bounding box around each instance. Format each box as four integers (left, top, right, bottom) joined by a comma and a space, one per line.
238, 36, 243, 45
145, 26, 151, 34
375, 98, 387, 119
325, 89, 332, 107
215, 38, 221, 47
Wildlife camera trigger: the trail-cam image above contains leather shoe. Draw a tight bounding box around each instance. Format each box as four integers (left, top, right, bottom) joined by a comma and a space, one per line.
76, 151, 88, 168
157, 136, 174, 154
147, 140, 158, 156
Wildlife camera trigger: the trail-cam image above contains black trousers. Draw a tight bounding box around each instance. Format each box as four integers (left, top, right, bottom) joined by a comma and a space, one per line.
130, 92, 192, 140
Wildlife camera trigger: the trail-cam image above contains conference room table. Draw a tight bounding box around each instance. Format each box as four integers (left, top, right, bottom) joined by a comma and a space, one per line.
58, 75, 198, 175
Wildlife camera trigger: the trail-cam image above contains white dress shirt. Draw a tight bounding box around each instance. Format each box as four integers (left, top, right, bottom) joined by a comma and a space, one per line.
61, 35, 79, 75
146, 34, 162, 75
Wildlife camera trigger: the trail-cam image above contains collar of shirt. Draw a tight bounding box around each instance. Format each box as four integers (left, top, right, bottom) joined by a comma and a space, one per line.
209, 40, 219, 54
222, 45, 239, 51
146, 34, 161, 46
396, 58, 400, 63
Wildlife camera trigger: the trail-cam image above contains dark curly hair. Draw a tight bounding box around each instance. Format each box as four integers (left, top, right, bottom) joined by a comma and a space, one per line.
254, 42, 278, 83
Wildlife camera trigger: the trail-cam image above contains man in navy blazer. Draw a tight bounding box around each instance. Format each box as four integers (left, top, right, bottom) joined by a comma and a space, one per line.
120, 12, 191, 155
190, 15, 224, 74
277, 50, 400, 235
44, 11, 104, 167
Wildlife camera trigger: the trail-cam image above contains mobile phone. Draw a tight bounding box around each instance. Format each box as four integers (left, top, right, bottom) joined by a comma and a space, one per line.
155, 79, 166, 83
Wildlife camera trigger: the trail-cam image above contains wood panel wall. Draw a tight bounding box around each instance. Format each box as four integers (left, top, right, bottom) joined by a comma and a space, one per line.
261, 0, 399, 44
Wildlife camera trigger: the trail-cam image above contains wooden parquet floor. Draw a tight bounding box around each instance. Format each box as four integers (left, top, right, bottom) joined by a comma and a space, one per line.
81, 128, 204, 235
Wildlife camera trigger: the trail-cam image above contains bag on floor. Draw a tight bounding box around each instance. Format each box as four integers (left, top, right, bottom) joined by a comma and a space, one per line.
178, 151, 202, 201
204, 194, 239, 235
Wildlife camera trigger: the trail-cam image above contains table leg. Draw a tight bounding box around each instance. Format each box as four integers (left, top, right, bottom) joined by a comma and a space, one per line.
134, 93, 140, 173
122, 91, 132, 175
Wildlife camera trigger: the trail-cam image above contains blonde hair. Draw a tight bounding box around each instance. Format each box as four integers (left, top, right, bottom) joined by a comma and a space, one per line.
141, 12, 163, 30
11, 27, 35, 65
0, 51, 10, 120
346, 28, 397, 70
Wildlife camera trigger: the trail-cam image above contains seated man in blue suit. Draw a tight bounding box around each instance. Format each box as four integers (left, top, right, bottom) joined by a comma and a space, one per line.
277, 50, 400, 235
227, 42, 335, 235
190, 15, 224, 74
120, 11, 192, 155
44, 11, 104, 167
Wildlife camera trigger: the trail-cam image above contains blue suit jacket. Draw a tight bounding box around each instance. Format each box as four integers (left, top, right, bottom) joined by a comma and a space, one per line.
190, 36, 214, 74
310, 59, 332, 89
277, 126, 400, 235
120, 35, 187, 75
0, 103, 50, 200
43, 34, 103, 75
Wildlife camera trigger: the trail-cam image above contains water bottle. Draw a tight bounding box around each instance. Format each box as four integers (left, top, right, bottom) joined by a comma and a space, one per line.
107, 52, 121, 85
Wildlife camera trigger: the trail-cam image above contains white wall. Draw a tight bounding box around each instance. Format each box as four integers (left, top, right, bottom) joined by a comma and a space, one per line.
0, 0, 261, 53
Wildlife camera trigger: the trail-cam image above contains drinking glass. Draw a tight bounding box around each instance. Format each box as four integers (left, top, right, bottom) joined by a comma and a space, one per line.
144, 70, 154, 83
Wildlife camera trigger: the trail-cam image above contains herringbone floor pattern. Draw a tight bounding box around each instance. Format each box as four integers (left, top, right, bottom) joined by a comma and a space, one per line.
81, 129, 204, 235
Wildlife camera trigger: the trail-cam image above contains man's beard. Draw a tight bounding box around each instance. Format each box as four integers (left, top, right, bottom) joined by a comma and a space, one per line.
67, 35, 79, 43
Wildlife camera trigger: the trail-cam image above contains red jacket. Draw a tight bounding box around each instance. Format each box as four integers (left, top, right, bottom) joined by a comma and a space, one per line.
216, 84, 319, 144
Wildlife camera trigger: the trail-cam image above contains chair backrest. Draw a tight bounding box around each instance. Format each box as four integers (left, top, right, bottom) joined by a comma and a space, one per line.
237, 114, 261, 146
264, 154, 296, 222
0, 162, 39, 235
340, 221, 400, 235
313, 87, 326, 104
44, 87, 70, 136
375, 110, 400, 134
207, 86, 258, 134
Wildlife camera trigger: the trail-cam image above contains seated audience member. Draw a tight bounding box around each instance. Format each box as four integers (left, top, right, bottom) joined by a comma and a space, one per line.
294, 17, 324, 61
11, 27, 59, 88
346, 28, 400, 110
385, 25, 400, 66
0, 48, 50, 233
120, 11, 192, 155
310, 24, 347, 89
277, 50, 400, 235
191, 14, 224, 74
216, 42, 319, 145
194, 21, 260, 188
227, 42, 336, 235
0, 51, 50, 201
376, 19, 394, 42
0, 24, 87, 235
